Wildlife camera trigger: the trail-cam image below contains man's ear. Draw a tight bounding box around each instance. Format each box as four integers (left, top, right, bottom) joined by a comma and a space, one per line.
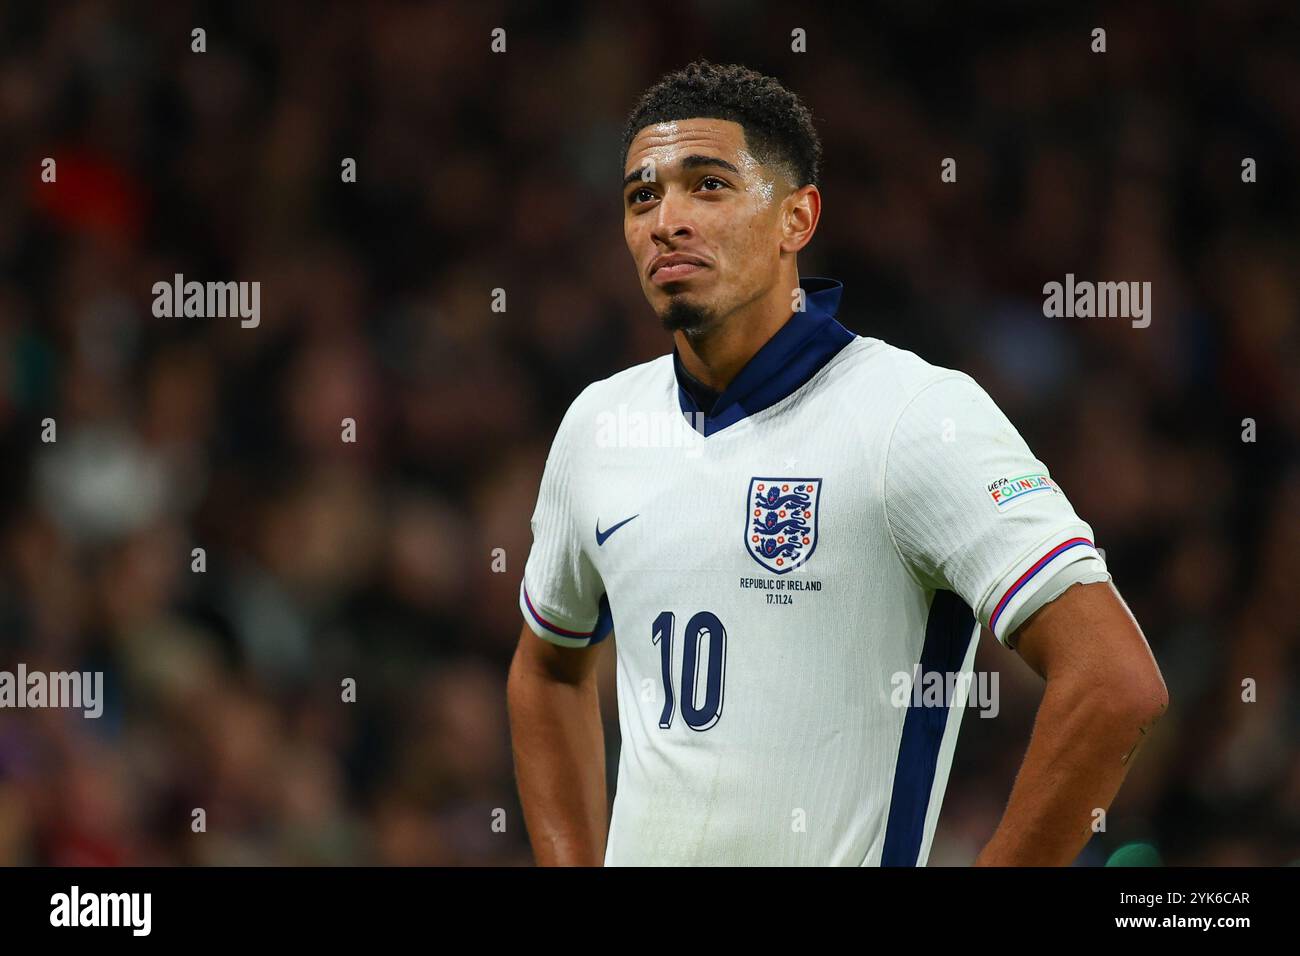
781, 184, 821, 254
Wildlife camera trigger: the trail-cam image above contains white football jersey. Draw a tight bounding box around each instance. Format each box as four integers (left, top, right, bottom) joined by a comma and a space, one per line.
519, 277, 1109, 866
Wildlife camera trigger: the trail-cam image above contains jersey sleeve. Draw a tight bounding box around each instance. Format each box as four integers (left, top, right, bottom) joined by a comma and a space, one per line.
883, 373, 1110, 648
519, 393, 613, 648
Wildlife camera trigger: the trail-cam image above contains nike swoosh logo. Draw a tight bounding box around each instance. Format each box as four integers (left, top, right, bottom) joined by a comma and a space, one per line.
596, 514, 639, 547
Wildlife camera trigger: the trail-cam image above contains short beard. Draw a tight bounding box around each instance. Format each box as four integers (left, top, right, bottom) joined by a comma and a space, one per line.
659, 298, 714, 337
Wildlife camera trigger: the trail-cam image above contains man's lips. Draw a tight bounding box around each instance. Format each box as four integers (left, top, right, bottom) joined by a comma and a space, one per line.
649, 254, 710, 285
650, 253, 708, 275
651, 261, 707, 284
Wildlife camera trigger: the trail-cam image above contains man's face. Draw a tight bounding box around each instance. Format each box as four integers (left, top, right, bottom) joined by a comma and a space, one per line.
622, 118, 790, 335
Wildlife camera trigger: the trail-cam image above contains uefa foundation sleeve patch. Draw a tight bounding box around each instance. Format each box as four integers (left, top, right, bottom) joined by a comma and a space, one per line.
987, 474, 1060, 510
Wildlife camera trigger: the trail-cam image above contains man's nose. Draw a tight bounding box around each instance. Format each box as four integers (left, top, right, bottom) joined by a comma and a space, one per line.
650, 189, 695, 244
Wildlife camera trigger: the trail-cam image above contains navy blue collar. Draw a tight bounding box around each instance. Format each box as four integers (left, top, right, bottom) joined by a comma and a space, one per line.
673, 277, 855, 436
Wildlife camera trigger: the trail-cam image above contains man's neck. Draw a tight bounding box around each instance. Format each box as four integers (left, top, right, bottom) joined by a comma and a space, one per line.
674, 274, 801, 393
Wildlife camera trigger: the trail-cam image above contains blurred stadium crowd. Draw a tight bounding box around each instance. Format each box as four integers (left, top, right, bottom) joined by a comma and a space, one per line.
0, 1, 1296, 865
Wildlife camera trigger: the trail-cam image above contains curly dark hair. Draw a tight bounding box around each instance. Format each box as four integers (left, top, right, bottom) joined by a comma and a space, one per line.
620, 60, 822, 189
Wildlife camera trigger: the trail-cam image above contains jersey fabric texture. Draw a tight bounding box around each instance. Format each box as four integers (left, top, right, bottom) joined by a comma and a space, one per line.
519, 276, 1109, 865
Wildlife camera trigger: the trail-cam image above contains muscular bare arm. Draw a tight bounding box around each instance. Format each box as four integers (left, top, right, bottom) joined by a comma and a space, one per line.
974, 581, 1168, 866
507, 625, 609, 866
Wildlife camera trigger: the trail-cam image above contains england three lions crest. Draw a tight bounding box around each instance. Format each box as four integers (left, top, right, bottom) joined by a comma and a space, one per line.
746, 478, 822, 574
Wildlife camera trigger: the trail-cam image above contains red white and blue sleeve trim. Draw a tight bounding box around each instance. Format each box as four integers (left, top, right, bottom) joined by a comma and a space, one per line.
987, 536, 1097, 641
519, 580, 613, 648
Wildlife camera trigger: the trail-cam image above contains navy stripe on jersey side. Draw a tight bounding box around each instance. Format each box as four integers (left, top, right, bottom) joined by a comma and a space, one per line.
881, 589, 977, 866
592, 593, 614, 643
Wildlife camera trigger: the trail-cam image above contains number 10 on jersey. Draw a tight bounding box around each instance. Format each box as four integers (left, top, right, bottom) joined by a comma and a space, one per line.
651, 611, 727, 731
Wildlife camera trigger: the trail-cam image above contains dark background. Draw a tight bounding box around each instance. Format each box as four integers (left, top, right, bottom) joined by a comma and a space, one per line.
0, 0, 1296, 865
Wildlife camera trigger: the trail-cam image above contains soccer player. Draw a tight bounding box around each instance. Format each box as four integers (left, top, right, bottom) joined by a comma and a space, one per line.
507, 60, 1168, 866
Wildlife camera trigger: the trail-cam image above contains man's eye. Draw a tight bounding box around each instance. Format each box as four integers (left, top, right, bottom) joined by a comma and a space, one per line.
628, 178, 725, 205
